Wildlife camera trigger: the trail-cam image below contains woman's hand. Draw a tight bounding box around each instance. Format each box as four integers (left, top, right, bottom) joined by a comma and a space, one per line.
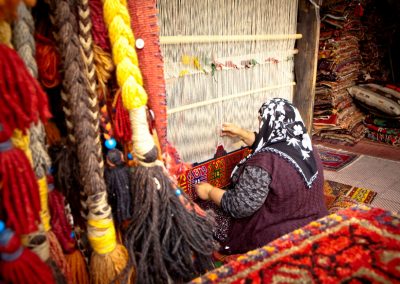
221, 122, 256, 146
220, 123, 243, 138
195, 182, 213, 200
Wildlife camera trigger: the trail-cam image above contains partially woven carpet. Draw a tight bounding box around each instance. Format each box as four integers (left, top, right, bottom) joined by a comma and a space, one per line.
190, 205, 400, 283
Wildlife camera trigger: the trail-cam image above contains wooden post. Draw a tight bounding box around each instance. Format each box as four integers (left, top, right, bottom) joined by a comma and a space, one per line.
293, 0, 321, 133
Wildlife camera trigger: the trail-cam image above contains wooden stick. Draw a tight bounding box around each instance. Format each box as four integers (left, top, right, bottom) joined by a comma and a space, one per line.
160, 34, 302, 44
167, 82, 296, 115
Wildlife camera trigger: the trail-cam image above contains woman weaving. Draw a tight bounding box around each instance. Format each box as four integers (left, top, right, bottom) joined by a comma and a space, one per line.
196, 98, 328, 254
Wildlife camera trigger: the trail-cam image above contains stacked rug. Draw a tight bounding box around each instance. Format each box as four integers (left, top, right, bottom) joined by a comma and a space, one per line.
348, 83, 400, 146
190, 205, 400, 283
313, 0, 367, 145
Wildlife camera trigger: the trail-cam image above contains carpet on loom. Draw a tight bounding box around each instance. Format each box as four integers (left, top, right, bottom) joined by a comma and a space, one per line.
190, 205, 400, 283
178, 147, 252, 200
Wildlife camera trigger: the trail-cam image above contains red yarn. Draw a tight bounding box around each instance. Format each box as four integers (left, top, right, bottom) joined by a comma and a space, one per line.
47, 177, 76, 254
113, 91, 132, 144
0, 126, 41, 235
99, 96, 115, 141
35, 33, 62, 89
0, 230, 55, 284
89, 0, 111, 52
0, 44, 51, 132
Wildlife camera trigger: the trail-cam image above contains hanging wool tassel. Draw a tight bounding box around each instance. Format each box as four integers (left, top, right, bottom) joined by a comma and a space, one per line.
0, 221, 55, 284
0, 124, 40, 235
104, 149, 131, 226
11, 6, 74, 281
0, 44, 51, 132
101, 1, 217, 282
47, 176, 90, 284
46, 0, 130, 283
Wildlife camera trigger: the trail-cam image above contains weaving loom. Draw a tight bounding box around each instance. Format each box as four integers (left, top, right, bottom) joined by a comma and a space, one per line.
157, 0, 300, 164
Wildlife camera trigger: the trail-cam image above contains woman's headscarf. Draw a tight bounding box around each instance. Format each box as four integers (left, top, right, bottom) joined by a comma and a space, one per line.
232, 98, 318, 188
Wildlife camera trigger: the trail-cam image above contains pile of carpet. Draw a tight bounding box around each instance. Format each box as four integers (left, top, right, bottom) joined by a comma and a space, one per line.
313, 0, 367, 145
190, 205, 400, 283
347, 83, 400, 146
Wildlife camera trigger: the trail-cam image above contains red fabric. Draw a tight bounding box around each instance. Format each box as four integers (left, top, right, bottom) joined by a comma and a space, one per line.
127, 0, 168, 153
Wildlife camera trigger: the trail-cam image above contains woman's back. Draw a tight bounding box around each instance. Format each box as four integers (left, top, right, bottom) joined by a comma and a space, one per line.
221, 149, 327, 255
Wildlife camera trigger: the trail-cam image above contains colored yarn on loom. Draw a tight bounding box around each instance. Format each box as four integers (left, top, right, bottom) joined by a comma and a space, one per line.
0, 221, 55, 284
46, 1, 130, 283
101, 0, 217, 282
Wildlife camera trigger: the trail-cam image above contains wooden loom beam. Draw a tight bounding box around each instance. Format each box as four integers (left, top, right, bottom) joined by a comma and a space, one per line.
293, 0, 322, 133
160, 34, 303, 44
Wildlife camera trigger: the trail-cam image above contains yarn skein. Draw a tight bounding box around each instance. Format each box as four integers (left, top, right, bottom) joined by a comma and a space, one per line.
0, 221, 55, 284
102, 1, 217, 282
46, 1, 129, 283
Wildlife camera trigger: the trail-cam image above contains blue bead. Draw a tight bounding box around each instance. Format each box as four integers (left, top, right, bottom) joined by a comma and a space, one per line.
0, 221, 5, 233
175, 189, 182, 196
70, 231, 75, 238
127, 153, 133, 160
105, 138, 117, 150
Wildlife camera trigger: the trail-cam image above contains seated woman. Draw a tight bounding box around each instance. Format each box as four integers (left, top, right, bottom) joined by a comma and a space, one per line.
196, 98, 328, 255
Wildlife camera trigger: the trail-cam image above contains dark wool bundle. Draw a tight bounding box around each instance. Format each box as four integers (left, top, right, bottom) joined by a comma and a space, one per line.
124, 163, 217, 284
104, 149, 131, 226
0, 224, 55, 284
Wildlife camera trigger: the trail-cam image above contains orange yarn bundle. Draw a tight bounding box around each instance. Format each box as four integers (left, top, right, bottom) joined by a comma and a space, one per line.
35, 33, 62, 89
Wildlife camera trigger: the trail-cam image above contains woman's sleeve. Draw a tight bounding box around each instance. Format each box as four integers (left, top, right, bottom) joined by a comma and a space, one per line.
221, 166, 271, 218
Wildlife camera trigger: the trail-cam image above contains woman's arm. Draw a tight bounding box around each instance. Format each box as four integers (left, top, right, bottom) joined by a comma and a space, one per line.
195, 166, 271, 218
221, 166, 270, 218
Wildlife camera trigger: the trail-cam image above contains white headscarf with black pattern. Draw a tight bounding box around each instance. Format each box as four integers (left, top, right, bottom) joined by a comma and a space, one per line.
232, 98, 318, 188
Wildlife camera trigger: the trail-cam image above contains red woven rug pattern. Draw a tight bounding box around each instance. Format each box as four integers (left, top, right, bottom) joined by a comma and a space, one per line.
178, 148, 251, 200
318, 148, 359, 171
190, 205, 400, 283
127, 0, 168, 152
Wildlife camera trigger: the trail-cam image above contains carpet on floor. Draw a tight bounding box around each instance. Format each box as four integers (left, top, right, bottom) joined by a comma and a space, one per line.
317, 146, 360, 171
323, 180, 378, 213
190, 205, 400, 283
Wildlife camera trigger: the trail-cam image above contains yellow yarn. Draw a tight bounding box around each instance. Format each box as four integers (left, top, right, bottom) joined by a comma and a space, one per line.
87, 218, 117, 255
38, 177, 51, 232
0, 21, 12, 47
11, 129, 33, 165
102, 0, 147, 110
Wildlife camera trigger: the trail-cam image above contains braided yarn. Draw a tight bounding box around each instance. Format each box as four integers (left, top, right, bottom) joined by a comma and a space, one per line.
47, 1, 129, 283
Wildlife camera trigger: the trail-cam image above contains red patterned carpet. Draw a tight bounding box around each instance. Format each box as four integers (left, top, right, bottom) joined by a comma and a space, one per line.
190, 205, 400, 283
